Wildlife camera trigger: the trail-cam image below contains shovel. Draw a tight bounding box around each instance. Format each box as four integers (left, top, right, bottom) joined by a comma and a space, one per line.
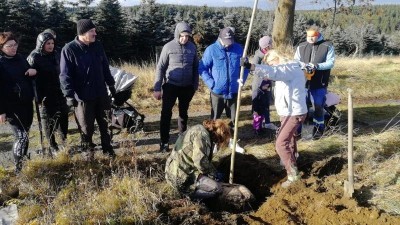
229, 0, 259, 184
344, 88, 354, 197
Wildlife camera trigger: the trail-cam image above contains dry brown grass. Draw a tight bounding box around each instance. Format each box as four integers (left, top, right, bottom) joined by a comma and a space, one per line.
330, 56, 400, 103
11, 150, 177, 224
116, 62, 253, 115
0, 56, 399, 223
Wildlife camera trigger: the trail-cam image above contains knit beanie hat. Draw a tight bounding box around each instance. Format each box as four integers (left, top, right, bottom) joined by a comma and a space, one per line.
259, 36, 272, 49
77, 19, 96, 35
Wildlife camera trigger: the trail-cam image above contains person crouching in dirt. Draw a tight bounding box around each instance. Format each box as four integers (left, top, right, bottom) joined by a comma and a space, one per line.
241, 50, 307, 188
165, 119, 230, 199
0, 32, 37, 173
27, 32, 69, 155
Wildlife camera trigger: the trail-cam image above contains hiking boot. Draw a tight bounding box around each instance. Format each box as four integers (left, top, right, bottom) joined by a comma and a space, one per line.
264, 123, 279, 130
160, 142, 169, 153
49, 147, 59, 158
85, 150, 95, 161
103, 149, 116, 159
312, 127, 324, 140
282, 166, 300, 188
229, 138, 245, 153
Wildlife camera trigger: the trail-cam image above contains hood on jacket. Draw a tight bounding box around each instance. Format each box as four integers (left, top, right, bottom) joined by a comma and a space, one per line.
35, 32, 55, 54
174, 22, 192, 40
315, 33, 325, 44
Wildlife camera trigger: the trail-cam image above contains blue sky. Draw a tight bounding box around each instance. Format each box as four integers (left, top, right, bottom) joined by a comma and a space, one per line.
112, 0, 399, 9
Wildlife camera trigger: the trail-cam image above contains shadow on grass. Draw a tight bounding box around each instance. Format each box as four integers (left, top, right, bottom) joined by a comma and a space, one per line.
0, 133, 13, 153
340, 104, 400, 134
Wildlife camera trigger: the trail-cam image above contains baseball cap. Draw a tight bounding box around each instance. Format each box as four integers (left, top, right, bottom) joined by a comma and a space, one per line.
219, 27, 234, 46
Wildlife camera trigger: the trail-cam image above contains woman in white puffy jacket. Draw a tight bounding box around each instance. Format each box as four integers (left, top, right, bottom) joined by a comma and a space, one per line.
245, 49, 307, 188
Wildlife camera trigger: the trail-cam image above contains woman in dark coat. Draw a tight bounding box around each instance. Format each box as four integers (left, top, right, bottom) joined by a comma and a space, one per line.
0, 32, 37, 172
27, 32, 69, 154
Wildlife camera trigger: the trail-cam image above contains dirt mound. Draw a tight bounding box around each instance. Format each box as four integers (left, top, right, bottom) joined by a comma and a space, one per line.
245, 156, 400, 225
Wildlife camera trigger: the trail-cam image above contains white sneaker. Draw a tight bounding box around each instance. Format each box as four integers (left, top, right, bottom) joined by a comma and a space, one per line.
281, 174, 300, 188
229, 139, 245, 153
264, 123, 279, 130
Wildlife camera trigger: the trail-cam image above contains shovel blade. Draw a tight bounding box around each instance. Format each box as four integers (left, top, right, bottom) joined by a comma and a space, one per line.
344, 180, 354, 198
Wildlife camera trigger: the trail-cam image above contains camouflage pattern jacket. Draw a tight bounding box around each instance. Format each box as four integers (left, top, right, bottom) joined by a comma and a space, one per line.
165, 125, 217, 193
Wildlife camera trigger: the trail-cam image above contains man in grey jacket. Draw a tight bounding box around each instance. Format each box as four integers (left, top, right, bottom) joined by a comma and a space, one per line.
153, 21, 199, 152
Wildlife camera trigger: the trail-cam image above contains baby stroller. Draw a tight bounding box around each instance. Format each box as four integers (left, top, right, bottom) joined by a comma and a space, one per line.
109, 67, 145, 136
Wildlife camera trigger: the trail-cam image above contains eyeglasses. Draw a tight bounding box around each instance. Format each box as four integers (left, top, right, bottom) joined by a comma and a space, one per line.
4, 43, 18, 48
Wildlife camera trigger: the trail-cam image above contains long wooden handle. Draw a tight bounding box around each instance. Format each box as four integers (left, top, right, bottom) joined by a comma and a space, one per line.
229, 0, 259, 184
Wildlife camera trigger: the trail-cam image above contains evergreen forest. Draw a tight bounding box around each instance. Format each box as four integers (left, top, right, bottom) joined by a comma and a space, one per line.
1, 0, 400, 63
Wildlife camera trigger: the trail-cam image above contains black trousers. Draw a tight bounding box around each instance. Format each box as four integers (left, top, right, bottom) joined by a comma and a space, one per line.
74, 97, 112, 151
210, 92, 237, 128
40, 98, 69, 149
7, 102, 33, 165
160, 83, 195, 144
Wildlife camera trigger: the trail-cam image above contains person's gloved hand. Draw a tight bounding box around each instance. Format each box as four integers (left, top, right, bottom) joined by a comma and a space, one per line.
305, 63, 316, 73
237, 78, 244, 87
66, 97, 77, 108
240, 57, 253, 70
109, 85, 116, 97
215, 171, 225, 182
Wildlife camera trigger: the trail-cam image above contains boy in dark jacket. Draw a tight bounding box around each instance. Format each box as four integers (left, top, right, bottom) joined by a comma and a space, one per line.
27, 32, 69, 154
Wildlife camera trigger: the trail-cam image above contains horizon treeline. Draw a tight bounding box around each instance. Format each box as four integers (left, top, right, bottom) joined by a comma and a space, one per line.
1, 0, 400, 63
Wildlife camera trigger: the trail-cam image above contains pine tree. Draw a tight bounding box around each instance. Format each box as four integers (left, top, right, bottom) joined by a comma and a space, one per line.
71, 0, 95, 21
0, 0, 9, 32
94, 0, 128, 61
130, 0, 163, 62
292, 14, 309, 46
45, 0, 75, 47
6, 0, 45, 56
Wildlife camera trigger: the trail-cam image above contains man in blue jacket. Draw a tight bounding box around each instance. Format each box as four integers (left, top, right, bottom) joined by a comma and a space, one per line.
199, 27, 249, 153
60, 19, 116, 157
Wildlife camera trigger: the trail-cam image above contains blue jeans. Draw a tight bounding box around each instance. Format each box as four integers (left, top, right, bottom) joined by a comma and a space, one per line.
310, 88, 327, 131
296, 88, 327, 136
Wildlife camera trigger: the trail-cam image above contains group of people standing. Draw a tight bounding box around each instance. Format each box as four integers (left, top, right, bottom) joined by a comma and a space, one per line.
0, 19, 117, 172
161, 22, 334, 198
0, 19, 334, 198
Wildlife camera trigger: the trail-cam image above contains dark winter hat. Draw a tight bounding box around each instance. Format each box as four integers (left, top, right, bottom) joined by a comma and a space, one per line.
259, 36, 272, 49
219, 27, 234, 46
76, 19, 96, 35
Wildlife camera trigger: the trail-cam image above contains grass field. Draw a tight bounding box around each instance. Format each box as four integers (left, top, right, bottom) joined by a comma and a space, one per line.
0, 56, 399, 224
